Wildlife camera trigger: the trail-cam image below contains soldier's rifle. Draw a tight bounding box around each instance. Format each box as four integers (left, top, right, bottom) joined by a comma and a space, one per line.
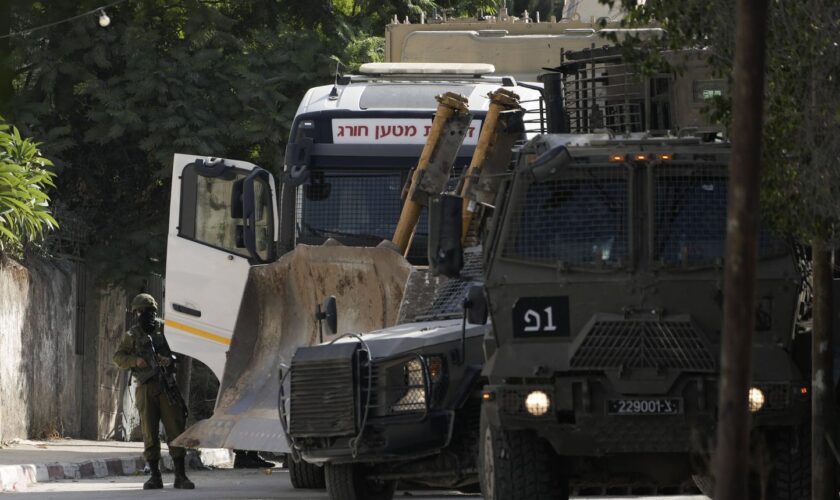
142, 334, 189, 420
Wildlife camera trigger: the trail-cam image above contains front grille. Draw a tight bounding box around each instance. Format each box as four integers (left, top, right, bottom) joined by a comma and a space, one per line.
570, 317, 716, 372
758, 383, 789, 411
578, 415, 707, 453
289, 344, 358, 438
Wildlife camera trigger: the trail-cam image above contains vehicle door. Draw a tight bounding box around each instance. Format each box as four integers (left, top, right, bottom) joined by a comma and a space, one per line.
164, 154, 278, 381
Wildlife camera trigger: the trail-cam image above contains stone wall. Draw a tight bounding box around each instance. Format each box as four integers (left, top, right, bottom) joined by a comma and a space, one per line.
0, 257, 81, 442
0, 257, 139, 443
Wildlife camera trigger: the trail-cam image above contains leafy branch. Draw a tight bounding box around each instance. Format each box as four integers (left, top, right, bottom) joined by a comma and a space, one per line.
0, 115, 58, 255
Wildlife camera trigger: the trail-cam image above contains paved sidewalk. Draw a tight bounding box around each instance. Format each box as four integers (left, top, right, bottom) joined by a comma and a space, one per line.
0, 439, 234, 492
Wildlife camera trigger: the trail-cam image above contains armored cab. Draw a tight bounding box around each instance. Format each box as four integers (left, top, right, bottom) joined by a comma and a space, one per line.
477, 48, 811, 499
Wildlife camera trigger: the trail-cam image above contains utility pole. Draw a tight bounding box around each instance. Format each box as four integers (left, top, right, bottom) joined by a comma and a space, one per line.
812, 240, 835, 500
712, 0, 769, 499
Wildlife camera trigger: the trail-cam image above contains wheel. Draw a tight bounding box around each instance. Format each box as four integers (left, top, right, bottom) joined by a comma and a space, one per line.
479, 405, 569, 500
457, 483, 481, 494
288, 456, 326, 489
692, 425, 811, 500
325, 463, 396, 500
692, 474, 714, 497
767, 425, 810, 500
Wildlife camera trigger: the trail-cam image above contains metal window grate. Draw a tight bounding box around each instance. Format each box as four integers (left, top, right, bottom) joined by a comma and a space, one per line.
502, 168, 630, 268
295, 169, 465, 264
558, 48, 646, 134
297, 171, 404, 246
653, 165, 728, 265
570, 319, 716, 372
653, 165, 786, 265
413, 247, 484, 321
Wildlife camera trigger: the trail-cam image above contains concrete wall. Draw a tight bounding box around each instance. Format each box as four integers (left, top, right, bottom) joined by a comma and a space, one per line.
0, 257, 81, 442
0, 257, 139, 443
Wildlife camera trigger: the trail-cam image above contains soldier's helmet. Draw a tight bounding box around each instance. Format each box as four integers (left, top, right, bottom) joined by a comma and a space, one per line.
131, 293, 158, 313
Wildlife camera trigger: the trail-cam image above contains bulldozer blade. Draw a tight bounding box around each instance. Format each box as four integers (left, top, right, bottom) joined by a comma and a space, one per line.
173, 243, 412, 452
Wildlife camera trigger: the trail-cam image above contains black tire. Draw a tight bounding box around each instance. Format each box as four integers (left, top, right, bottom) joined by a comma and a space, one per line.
479, 406, 569, 500
693, 425, 811, 500
692, 474, 714, 497
325, 463, 396, 500
767, 425, 811, 500
289, 457, 326, 489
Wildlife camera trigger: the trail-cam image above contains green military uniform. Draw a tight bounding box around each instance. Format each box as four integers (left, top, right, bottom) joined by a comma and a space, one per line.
114, 293, 194, 489
113, 320, 186, 463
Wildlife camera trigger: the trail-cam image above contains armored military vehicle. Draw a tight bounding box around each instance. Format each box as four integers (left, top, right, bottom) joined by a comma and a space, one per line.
472, 47, 812, 499
280, 89, 526, 499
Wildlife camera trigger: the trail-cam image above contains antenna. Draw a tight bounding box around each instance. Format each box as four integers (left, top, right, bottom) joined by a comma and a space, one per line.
329, 60, 343, 100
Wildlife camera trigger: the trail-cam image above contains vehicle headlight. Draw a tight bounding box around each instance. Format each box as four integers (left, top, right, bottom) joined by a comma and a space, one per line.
748, 387, 765, 412
391, 359, 426, 413
525, 390, 551, 416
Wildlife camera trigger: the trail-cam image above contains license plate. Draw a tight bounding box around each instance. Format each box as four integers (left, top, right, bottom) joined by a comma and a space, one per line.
607, 398, 682, 415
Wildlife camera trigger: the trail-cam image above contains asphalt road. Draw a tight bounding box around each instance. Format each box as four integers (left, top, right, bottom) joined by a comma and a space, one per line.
16, 467, 710, 500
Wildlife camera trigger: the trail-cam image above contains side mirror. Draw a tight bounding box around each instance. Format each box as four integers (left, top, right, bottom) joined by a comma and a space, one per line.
464, 285, 488, 325
530, 144, 572, 181
324, 296, 338, 335
304, 173, 332, 201
230, 178, 244, 218
315, 296, 338, 342
428, 194, 463, 278
241, 169, 276, 263
284, 137, 313, 187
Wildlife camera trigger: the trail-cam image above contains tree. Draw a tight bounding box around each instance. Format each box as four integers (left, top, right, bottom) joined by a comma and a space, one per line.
6, 1, 335, 283
4, 0, 498, 284
0, 115, 57, 254
603, 0, 840, 496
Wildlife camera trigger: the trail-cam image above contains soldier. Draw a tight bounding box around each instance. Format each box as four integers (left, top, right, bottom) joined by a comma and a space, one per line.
114, 293, 195, 490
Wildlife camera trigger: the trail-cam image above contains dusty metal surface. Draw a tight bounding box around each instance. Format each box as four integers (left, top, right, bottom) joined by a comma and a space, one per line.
173, 243, 411, 452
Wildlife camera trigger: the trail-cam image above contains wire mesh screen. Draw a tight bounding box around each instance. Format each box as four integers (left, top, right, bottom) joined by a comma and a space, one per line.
413, 247, 484, 321
559, 50, 646, 134
502, 168, 630, 268
653, 165, 727, 265
296, 170, 435, 262
653, 165, 786, 265
297, 170, 403, 245
295, 165, 469, 264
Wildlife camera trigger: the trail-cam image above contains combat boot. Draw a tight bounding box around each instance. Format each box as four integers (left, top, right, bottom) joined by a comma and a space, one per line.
173, 457, 195, 489
143, 460, 163, 490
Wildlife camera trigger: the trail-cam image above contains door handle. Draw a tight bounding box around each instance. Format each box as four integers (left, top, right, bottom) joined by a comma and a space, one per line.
172, 303, 202, 317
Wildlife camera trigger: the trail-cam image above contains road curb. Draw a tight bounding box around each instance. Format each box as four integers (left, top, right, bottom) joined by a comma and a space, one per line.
0, 449, 233, 491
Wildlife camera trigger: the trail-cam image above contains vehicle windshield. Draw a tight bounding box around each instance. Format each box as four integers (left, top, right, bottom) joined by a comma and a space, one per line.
653, 165, 786, 266
296, 161, 469, 264
501, 166, 630, 269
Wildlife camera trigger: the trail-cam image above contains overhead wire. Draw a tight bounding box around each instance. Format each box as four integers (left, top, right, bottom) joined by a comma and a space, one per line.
0, 0, 131, 40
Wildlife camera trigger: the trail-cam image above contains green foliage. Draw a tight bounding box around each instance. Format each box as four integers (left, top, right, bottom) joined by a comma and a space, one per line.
0, 115, 58, 255
8, 0, 335, 283
601, 0, 840, 244
5, 0, 494, 284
